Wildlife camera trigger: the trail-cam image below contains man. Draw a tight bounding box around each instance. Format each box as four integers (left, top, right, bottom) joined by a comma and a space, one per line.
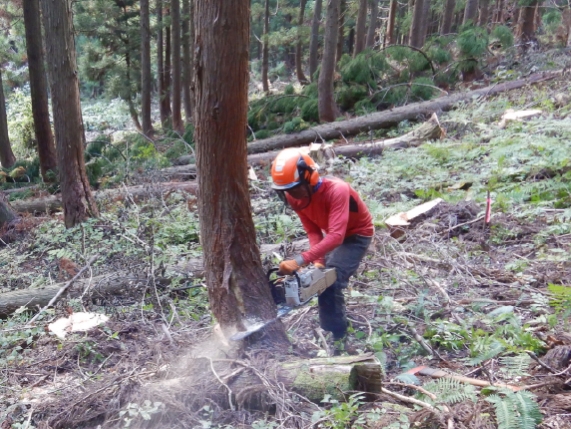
271, 148, 374, 340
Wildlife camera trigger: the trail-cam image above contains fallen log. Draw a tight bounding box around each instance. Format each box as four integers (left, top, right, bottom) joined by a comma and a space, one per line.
11, 181, 198, 214
242, 71, 559, 154
149, 354, 382, 411
164, 114, 444, 179
0, 239, 309, 318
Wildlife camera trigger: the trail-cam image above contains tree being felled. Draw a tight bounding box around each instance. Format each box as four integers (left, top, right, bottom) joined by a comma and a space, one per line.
193, 0, 288, 345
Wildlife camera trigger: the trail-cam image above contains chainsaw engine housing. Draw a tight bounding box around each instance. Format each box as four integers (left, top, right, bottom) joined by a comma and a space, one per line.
269, 268, 337, 307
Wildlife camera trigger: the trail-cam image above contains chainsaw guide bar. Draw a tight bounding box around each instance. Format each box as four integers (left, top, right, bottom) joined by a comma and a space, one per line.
229, 267, 337, 341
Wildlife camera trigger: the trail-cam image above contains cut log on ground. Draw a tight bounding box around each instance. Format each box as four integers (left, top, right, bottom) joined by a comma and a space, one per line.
11, 181, 198, 214
149, 354, 382, 411
241, 71, 559, 155
385, 198, 443, 238
0, 239, 309, 318
164, 114, 445, 179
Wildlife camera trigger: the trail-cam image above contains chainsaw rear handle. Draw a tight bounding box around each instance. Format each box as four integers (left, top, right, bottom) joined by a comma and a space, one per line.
268, 267, 301, 287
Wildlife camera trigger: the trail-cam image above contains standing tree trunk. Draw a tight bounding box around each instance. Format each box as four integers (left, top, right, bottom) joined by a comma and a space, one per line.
295, 0, 309, 84
409, 0, 425, 47
386, 0, 398, 44
125, 51, 142, 131
171, 0, 183, 133
141, 0, 154, 137
336, 0, 346, 63
419, 0, 431, 45
366, 0, 380, 48
440, 0, 456, 34
517, 0, 538, 45
262, 0, 270, 93
194, 0, 289, 344
0, 70, 16, 169
40, 0, 98, 227
478, 0, 490, 27
23, 0, 57, 181
0, 193, 18, 229
354, 0, 368, 56
309, 0, 323, 81
165, 19, 173, 125
182, 0, 192, 122
157, 0, 169, 126
319, 0, 340, 122
463, 0, 479, 25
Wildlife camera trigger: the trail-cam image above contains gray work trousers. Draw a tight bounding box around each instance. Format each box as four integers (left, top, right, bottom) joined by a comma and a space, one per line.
319, 234, 372, 339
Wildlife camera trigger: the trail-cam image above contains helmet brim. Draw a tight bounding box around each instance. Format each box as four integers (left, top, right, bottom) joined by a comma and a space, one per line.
271, 181, 302, 191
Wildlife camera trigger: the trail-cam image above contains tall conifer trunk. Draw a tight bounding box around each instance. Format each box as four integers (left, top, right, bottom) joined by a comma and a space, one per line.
182, 0, 192, 122
0, 69, 16, 169
295, 0, 309, 84
171, 0, 183, 133
318, 0, 340, 122
386, 0, 398, 45
354, 0, 368, 56
366, 0, 380, 48
141, 0, 154, 136
309, 0, 323, 81
262, 0, 270, 93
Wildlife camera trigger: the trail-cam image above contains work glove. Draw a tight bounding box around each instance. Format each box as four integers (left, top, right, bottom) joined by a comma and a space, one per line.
279, 255, 305, 275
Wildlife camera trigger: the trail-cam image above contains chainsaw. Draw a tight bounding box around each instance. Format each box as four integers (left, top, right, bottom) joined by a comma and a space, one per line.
229, 266, 337, 341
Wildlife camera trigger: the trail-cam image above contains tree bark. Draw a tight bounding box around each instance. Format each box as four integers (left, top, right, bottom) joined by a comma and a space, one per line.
171, 0, 183, 133
296, 0, 309, 85
440, 0, 456, 34
309, 0, 323, 81
354, 0, 368, 56
0, 193, 18, 229
366, 0, 380, 48
40, 0, 98, 228
23, 0, 57, 181
0, 68, 16, 169
157, 0, 170, 126
194, 0, 288, 344
262, 0, 270, 93
419, 0, 431, 46
125, 50, 143, 131
141, 0, 154, 136
478, 0, 490, 27
164, 16, 173, 125
246, 71, 559, 153
182, 0, 192, 122
463, 0, 479, 25
386, 0, 398, 44
409, 0, 425, 47
517, 0, 539, 45
336, 0, 346, 63
318, 0, 341, 123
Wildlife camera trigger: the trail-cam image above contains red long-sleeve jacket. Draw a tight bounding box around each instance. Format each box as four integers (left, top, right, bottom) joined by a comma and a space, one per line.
286, 177, 374, 265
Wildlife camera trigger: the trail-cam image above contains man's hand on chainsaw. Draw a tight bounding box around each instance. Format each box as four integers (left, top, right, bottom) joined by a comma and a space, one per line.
279, 259, 300, 275
314, 262, 326, 269
278, 255, 305, 275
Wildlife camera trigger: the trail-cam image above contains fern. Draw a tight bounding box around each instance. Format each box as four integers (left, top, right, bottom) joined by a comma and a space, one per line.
421, 378, 478, 405
499, 354, 531, 377
486, 390, 542, 429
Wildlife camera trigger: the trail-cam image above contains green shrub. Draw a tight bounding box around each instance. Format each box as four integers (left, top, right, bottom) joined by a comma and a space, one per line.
284, 84, 295, 95
302, 82, 318, 98
411, 77, 438, 100
301, 98, 319, 122
457, 27, 489, 58
354, 98, 376, 115
491, 25, 514, 49
428, 46, 452, 65
337, 84, 368, 111
283, 117, 308, 134
339, 50, 387, 87
253, 129, 271, 140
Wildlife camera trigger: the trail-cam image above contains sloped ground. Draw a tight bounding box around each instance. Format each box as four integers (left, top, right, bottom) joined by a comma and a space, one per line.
1, 76, 571, 428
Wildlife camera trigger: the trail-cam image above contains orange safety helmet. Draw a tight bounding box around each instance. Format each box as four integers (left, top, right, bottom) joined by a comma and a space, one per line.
271, 148, 320, 190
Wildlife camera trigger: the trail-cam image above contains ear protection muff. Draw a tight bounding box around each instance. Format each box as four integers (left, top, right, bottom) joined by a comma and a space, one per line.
297, 156, 320, 187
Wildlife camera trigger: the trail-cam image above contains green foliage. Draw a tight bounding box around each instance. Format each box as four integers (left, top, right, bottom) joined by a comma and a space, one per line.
457, 27, 489, 71
6, 87, 36, 156
492, 26, 515, 49
486, 390, 542, 429
339, 50, 387, 87
411, 77, 438, 100
301, 98, 319, 123
283, 117, 309, 134
547, 284, 571, 315
420, 378, 478, 405
337, 84, 368, 110
499, 354, 532, 377
312, 393, 366, 429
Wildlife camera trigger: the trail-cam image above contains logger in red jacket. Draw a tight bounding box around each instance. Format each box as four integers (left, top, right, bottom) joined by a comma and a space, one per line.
271, 148, 374, 340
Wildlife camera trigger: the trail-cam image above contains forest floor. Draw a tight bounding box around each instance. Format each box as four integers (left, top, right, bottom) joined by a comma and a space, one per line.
1, 69, 571, 428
